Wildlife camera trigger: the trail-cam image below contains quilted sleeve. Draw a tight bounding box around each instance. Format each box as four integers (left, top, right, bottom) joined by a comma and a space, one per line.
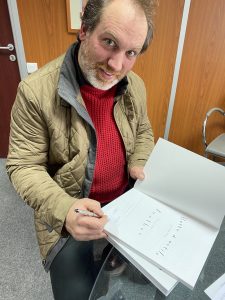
127, 74, 155, 169
6, 81, 75, 235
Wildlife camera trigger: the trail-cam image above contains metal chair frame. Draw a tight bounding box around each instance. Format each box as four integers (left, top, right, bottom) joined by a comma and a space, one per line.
202, 107, 225, 159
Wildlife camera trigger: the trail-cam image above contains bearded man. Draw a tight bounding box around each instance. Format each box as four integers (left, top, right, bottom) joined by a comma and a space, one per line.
7, 0, 156, 299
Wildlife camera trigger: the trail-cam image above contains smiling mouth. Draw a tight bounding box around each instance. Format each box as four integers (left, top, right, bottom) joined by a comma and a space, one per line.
99, 68, 115, 80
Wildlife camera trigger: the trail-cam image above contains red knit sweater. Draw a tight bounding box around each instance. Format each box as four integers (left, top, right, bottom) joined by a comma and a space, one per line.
80, 84, 128, 203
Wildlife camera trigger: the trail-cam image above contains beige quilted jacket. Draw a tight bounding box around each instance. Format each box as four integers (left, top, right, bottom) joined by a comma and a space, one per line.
6, 43, 154, 270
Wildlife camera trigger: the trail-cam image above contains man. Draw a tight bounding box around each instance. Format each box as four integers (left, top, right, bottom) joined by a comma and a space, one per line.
6, 0, 156, 299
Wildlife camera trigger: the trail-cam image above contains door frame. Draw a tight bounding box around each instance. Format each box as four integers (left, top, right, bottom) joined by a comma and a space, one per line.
7, 0, 27, 79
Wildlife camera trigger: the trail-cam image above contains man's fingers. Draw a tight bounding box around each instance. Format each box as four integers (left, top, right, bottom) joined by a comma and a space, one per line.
73, 230, 107, 241
76, 214, 108, 230
78, 198, 105, 217
129, 166, 145, 180
69, 211, 108, 240
86, 201, 104, 217
65, 198, 108, 241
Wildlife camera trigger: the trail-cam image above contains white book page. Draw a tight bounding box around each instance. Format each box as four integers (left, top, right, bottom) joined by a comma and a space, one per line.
107, 235, 178, 296
205, 274, 225, 299
135, 138, 225, 229
103, 189, 219, 289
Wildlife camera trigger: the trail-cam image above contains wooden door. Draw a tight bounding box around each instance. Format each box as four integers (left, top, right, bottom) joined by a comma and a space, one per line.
0, 0, 21, 158
168, 0, 225, 154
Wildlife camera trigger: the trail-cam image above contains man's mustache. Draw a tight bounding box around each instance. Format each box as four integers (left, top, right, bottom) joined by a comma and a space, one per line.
95, 63, 122, 76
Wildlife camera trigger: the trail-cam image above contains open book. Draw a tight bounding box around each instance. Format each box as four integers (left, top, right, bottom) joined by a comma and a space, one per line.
103, 138, 225, 292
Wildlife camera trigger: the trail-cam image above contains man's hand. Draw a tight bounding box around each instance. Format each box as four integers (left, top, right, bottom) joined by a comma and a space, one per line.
129, 166, 145, 180
65, 198, 108, 241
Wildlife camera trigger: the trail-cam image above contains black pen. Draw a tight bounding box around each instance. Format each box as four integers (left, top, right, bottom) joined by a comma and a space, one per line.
74, 208, 99, 218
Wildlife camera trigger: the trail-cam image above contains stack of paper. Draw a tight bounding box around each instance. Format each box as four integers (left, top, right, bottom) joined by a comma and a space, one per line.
107, 235, 178, 295
103, 138, 225, 295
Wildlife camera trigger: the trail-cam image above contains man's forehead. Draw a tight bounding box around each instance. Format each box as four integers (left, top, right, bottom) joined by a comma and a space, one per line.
100, 0, 147, 31
102, 0, 144, 19
96, 1, 147, 50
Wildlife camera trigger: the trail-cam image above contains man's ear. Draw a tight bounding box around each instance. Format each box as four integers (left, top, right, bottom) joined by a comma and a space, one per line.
79, 24, 87, 41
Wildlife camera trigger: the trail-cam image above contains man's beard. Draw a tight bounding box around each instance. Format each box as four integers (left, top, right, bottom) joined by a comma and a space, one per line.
78, 43, 124, 90
84, 63, 120, 90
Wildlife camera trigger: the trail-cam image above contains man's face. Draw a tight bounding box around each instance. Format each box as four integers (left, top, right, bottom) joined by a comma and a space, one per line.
78, 0, 148, 90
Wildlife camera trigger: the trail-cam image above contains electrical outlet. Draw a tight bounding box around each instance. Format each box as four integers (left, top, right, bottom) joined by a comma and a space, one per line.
27, 62, 38, 74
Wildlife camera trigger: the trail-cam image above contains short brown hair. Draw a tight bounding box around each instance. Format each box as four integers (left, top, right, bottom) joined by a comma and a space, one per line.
81, 0, 157, 53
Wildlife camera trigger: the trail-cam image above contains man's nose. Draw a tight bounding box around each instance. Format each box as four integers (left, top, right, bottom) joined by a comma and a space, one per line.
107, 52, 124, 72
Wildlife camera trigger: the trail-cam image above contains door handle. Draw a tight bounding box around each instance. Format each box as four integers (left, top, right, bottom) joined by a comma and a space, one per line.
0, 43, 14, 51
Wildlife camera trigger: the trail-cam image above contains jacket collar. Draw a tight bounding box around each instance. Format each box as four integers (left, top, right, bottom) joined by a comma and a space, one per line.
58, 43, 81, 107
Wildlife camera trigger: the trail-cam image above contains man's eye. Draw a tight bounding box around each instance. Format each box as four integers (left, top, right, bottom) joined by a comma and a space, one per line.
105, 39, 116, 47
127, 50, 137, 58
